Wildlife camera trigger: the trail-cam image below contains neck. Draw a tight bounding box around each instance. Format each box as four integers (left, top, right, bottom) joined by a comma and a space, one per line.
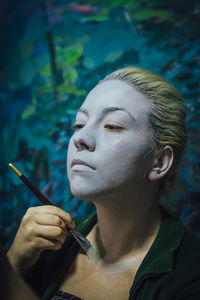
92, 188, 161, 264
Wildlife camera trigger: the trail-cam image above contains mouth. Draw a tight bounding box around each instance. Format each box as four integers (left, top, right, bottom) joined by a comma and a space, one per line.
71, 159, 95, 170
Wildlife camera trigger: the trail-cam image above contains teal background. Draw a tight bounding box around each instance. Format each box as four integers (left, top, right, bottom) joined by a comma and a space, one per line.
0, 0, 200, 248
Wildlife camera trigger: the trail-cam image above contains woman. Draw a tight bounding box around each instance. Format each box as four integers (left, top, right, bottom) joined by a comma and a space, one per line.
7, 67, 200, 300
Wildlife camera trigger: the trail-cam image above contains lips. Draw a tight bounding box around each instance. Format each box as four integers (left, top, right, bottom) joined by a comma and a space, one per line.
71, 159, 95, 170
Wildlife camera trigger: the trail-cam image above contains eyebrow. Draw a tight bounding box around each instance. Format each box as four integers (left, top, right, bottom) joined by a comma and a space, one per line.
77, 106, 137, 123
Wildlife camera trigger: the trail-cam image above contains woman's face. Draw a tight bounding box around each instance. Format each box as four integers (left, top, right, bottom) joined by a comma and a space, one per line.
67, 79, 154, 201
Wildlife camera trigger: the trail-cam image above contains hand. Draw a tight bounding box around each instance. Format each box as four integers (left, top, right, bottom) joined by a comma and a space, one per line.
7, 205, 75, 276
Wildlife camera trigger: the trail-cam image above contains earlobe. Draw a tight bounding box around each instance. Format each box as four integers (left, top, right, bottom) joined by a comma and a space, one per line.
148, 146, 174, 182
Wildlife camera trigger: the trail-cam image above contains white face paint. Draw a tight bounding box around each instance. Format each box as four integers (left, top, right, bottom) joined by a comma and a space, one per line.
67, 80, 154, 201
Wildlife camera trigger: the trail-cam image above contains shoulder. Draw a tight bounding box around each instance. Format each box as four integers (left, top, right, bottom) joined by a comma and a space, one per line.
162, 228, 200, 300
161, 207, 200, 261
156, 210, 200, 299
175, 226, 200, 266
159, 207, 200, 270
130, 207, 200, 299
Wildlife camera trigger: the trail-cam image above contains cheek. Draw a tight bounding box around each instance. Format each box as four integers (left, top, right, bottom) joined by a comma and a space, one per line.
67, 138, 74, 173
99, 136, 152, 177
104, 135, 149, 162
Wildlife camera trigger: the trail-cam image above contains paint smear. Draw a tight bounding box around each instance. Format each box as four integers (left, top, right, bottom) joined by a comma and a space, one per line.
87, 246, 139, 275
87, 246, 102, 269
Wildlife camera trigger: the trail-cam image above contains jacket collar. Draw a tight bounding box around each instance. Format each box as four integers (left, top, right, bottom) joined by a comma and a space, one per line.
130, 206, 185, 295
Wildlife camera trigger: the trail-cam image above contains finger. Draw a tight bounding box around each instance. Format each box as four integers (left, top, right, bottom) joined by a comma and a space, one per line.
33, 237, 63, 251
34, 214, 67, 230
32, 224, 68, 244
26, 206, 75, 229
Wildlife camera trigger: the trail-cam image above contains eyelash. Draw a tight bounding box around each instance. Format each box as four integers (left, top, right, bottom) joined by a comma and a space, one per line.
73, 124, 123, 131
104, 124, 123, 131
74, 124, 84, 130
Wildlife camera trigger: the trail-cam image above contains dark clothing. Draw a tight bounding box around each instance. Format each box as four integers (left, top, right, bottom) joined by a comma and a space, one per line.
25, 207, 200, 300
50, 290, 82, 300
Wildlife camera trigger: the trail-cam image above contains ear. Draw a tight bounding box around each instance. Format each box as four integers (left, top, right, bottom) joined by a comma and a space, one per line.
148, 146, 174, 182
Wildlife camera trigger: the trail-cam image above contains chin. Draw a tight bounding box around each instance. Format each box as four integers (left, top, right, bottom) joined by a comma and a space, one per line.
70, 183, 120, 203
68, 173, 128, 202
71, 191, 90, 202
70, 185, 97, 201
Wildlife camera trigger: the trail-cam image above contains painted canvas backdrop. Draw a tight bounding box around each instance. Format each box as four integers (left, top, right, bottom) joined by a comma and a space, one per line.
0, 0, 200, 248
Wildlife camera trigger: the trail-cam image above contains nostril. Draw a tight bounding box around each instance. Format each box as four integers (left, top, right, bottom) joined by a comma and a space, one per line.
73, 134, 95, 152
74, 138, 91, 151
80, 141, 90, 150
88, 144, 95, 151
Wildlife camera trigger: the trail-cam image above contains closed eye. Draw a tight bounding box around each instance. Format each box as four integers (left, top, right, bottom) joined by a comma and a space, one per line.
74, 124, 124, 131
74, 123, 84, 131
104, 124, 123, 131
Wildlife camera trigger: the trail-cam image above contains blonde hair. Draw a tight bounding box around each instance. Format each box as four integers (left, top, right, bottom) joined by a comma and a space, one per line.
100, 67, 187, 197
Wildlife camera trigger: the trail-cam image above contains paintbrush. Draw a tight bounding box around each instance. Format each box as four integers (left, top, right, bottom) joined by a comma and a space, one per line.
8, 163, 95, 254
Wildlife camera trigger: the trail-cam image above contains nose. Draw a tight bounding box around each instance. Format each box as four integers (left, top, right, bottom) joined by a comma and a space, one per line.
73, 131, 96, 152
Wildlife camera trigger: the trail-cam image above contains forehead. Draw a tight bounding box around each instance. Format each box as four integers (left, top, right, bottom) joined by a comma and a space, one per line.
81, 80, 151, 120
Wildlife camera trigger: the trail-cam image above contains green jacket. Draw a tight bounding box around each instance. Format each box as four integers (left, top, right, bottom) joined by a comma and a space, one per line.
25, 207, 200, 299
